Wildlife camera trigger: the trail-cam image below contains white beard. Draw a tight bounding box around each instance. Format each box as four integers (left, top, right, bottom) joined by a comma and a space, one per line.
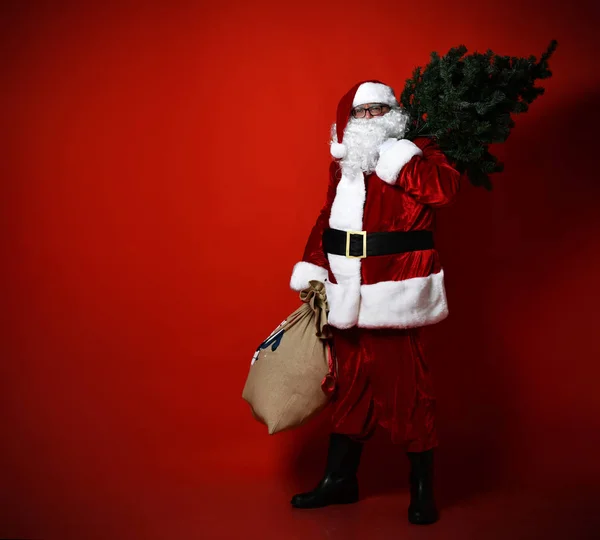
332, 108, 409, 175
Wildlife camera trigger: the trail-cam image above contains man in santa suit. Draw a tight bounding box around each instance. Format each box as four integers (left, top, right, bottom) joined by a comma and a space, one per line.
288, 80, 460, 525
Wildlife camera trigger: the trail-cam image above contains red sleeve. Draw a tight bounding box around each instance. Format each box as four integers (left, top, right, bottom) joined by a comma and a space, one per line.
289, 161, 338, 291
302, 162, 338, 266
397, 138, 461, 208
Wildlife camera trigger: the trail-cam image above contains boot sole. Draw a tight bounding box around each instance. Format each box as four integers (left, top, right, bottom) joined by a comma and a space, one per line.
291, 492, 359, 509
408, 512, 439, 525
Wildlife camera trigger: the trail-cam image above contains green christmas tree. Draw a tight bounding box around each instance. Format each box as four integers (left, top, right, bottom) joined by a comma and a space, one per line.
400, 40, 558, 190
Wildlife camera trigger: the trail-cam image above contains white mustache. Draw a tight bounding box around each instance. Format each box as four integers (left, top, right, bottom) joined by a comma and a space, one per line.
337, 109, 408, 173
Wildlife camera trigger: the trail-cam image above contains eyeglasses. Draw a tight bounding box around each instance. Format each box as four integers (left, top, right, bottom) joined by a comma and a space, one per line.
351, 104, 390, 118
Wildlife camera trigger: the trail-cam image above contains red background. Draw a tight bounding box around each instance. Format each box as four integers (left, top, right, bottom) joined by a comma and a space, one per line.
2, 1, 600, 538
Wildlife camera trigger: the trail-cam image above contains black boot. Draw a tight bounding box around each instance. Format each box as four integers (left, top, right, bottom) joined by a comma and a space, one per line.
407, 449, 439, 525
291, 433, 363, 509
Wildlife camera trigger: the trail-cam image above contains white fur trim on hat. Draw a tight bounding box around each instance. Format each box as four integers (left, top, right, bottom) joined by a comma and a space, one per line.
330, 142, 347, 159
353, 82, 398, 108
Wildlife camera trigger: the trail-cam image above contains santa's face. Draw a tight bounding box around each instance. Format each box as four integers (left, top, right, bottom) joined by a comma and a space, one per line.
334, 104, 408, 174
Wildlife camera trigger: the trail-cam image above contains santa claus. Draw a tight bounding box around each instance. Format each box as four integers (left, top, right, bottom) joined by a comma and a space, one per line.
288, 80, 461, 525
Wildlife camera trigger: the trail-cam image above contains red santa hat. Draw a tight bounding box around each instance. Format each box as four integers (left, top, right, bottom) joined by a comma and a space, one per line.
330, 80, 399, 159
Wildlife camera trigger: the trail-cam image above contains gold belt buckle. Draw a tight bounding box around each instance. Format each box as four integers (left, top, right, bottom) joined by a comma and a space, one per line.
345, 230, 367, 259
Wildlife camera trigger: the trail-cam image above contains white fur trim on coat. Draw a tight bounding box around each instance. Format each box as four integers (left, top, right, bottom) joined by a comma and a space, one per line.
357, 270, 449, 328
326, 169, 365, 328
353, 82, 398, 107
375, 139, 423, 184
290, 261, 328, 291
324, 279, 361, 329
329, 169, 365, 231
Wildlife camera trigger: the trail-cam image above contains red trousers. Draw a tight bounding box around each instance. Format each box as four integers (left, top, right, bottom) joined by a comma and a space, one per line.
329, 326, 438, 452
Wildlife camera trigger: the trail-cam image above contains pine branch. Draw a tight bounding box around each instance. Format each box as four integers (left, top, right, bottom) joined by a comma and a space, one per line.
400, 40, 558, 190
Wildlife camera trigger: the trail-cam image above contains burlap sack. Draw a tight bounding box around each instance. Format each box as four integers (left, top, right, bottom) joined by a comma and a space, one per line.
242, 280, 335, 435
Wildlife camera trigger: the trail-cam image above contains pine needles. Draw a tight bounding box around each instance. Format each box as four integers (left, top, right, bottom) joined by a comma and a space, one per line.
400, 40, 558, 190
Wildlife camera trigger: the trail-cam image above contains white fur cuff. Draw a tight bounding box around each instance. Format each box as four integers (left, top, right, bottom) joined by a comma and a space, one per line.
375, 139, 423, 184
290, 261, 328, 291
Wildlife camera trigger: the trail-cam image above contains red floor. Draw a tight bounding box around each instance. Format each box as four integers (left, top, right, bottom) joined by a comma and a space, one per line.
3, 473, 598, 540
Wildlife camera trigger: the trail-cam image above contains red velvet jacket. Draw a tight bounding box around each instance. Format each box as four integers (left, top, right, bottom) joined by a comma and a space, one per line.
290, 137, 461, 330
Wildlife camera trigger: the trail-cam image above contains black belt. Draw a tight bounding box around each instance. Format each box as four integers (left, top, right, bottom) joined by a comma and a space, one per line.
322, 228, 434, 258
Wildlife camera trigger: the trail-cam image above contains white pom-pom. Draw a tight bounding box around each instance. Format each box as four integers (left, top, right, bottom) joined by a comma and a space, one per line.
330, 142, 347, 159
